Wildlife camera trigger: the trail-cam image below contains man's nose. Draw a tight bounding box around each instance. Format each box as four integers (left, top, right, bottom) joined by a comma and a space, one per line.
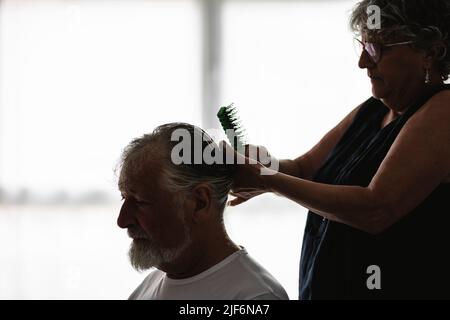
117, 200, 135, 229
358, 50, 375, 69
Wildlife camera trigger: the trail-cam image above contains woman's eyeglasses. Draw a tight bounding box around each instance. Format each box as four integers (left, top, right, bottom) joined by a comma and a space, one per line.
354, 38, 414, 63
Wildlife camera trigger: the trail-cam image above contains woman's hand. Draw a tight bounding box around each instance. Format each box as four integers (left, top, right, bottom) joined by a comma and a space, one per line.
229, 162, 268, 206
221, 142, 275, 206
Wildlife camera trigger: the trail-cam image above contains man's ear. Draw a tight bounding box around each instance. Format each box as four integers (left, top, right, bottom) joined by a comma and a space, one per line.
190, 183, 214, 223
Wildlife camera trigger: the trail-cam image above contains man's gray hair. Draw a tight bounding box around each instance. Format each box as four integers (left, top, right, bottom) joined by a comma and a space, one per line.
118, 123, 236, 218
349, 0, 450, 80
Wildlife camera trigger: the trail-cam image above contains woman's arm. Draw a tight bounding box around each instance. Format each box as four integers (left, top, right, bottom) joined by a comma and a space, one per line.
228, 104, 363, 205
232, 91, 450, 234
228, 103, 364, 205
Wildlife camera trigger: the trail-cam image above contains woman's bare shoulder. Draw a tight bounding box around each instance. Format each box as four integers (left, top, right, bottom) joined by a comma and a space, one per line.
412, 88, 450, 125
424, 89, 450, 111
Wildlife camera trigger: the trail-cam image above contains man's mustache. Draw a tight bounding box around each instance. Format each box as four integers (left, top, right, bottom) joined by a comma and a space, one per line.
127, 227, 150, 240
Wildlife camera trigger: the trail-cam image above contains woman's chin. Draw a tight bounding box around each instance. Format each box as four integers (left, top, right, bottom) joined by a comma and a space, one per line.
370, 81, 387, 99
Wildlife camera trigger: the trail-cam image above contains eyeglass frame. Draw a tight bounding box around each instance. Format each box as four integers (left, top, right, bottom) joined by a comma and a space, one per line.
354, 38, 414, 63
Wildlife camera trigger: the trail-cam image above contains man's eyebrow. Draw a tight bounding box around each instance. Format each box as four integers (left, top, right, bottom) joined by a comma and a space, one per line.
121, 188, 139, 197
117, 178, 135, 194
118, 180, 125, 191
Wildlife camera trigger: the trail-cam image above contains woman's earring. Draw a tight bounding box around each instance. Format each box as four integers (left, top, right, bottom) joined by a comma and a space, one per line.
425, 68, 430, 84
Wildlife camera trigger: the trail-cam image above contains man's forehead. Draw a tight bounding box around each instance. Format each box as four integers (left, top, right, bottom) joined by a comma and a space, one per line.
118, 161, 164, 194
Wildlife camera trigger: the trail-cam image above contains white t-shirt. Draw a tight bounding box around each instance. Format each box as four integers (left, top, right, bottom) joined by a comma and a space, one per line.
128, 248, 289, 300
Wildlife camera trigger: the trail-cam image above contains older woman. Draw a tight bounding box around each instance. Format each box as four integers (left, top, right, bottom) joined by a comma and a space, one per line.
229, 0, 450, 299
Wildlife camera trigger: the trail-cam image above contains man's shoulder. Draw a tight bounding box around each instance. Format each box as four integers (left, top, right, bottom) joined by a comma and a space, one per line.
140, 268, 165, 285
223, 250, 289, 300
128, 269, 165, 300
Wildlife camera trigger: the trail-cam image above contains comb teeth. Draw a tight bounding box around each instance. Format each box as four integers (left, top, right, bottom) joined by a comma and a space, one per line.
217, 103, 247, 150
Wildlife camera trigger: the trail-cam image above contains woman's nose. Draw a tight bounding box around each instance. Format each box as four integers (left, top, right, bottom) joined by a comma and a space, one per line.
358, 50, 375, 69
117, 199, 135, 229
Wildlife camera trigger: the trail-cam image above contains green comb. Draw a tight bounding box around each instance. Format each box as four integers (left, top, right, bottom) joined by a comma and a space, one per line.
217, 103, 247, 151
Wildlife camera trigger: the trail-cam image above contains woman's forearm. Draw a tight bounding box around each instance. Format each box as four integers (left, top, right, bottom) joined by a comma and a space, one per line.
278, 159, 303, 178
261, 167, 387, 234
278, 155, 315, 180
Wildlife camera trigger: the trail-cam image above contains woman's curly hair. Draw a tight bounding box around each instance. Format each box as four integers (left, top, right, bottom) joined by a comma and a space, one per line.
350, 0, 450, 81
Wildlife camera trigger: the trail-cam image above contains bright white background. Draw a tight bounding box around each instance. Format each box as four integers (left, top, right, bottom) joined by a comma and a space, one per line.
0, 0, 372, 299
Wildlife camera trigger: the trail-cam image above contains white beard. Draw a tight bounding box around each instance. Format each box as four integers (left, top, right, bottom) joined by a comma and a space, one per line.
127, 218, 191, 272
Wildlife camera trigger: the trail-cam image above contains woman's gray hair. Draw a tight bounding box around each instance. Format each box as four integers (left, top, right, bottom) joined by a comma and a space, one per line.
349, 0, 450, 80
118, 123, 236, 218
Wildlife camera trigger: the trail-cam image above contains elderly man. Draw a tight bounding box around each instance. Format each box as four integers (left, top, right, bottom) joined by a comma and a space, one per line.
117, 123, 288, 300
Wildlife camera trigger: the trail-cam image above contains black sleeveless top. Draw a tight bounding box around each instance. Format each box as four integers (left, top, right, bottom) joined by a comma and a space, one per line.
299, 84, 450, 299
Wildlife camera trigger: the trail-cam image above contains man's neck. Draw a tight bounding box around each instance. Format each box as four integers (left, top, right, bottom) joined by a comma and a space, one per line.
162, 226, 240, 279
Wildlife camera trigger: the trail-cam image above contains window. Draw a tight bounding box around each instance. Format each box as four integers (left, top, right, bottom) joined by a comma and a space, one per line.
0, 0, 369, 299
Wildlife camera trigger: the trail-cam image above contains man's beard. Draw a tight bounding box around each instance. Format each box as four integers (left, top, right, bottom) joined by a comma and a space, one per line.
127, 217, 191, 272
